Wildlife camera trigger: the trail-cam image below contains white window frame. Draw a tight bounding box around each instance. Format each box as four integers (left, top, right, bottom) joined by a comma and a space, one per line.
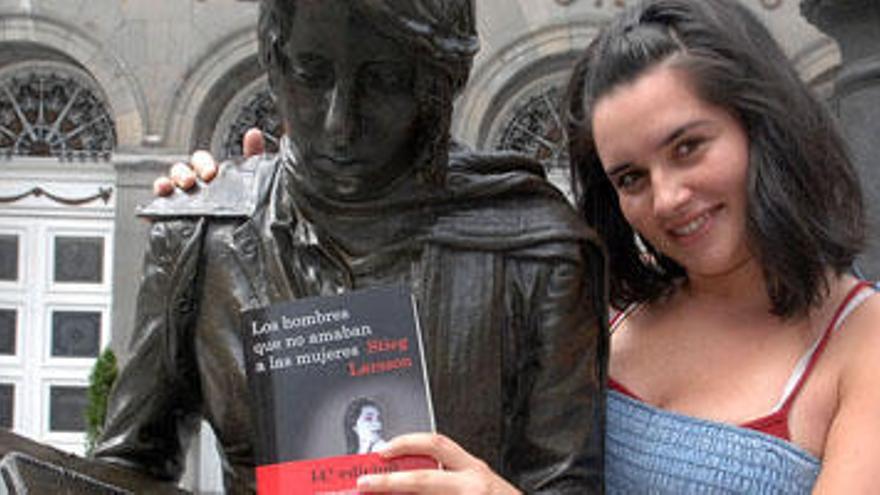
0, 157, 115, 456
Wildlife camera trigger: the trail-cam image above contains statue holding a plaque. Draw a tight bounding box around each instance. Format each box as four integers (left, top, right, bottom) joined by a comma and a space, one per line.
93, 0, 607, 493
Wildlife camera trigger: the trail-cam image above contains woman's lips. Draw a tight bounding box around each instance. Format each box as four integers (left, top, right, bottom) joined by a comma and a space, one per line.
666, 205, 722, 244
671, 211, 712, 237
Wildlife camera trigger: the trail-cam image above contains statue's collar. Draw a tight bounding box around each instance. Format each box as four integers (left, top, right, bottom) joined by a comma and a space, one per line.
267, 136, 585, 258
270, 137, 436, 259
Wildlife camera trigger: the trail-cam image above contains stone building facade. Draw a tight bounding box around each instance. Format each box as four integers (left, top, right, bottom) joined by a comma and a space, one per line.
0, 0, 868, 491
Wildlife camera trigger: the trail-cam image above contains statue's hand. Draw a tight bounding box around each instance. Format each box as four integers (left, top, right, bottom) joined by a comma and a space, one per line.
152, 128, 266, 196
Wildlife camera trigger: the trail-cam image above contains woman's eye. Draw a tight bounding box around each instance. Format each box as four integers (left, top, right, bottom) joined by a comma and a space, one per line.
673, 137, 705, 160
615, 172, 643, 192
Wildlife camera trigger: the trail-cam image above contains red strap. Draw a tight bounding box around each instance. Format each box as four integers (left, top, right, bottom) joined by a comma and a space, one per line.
608, 305, 637, 333
608, 377, 642, 400
773, 280, 872, 416
609, 308, 625, 328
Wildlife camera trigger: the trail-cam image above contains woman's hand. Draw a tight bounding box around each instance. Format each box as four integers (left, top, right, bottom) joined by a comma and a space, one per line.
152, 127, 265, 196
356, 433, 521, 495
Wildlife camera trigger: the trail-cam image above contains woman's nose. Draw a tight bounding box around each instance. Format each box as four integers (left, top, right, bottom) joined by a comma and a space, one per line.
652, 170, 692, 218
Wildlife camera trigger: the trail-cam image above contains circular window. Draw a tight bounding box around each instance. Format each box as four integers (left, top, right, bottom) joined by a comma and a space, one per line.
494, 84, 568, 174
0, 62, 115, 160
486, 71, 573, 197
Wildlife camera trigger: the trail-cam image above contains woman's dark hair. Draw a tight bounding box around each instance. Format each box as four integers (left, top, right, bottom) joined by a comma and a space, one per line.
343, 397, 383, 455
565, 0, 863, 317
258, 0, 479, 184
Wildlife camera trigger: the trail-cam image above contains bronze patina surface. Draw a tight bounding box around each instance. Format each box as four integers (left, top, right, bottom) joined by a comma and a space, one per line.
92, 1, 608, 493
0, 430, 185, 494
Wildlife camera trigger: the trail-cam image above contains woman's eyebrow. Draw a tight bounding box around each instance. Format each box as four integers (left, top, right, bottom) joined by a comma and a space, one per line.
657, 120, 710, 149
605, 162, 633, 178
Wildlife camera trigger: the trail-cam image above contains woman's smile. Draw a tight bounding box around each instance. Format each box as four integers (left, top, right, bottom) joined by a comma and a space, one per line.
666, 205, 722, 243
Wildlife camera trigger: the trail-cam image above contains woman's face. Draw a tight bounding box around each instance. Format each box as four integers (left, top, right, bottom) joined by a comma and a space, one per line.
272, 0, 420, 201
591, 64, 753, 279
354, 405, 383, 439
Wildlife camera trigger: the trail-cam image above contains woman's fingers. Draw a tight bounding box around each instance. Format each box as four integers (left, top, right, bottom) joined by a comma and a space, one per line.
169, 162, 197, 190
155, 130, 261, 197
359, 434, 521, 495
357, 469, 473, 495
155, 129, 259, 197
243, 127, 265, 157
165, 149, 218, 194
152, 176, 175, 196
190, 150, 217, 181
377, 433, 478, 471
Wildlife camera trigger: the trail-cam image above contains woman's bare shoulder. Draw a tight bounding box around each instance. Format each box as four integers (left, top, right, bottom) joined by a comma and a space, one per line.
812, 280, 880, 490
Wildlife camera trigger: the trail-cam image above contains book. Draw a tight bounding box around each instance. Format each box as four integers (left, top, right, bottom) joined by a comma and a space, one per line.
241, 285, 436, 494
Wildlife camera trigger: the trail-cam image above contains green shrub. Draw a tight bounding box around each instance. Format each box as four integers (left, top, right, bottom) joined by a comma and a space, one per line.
85, 348, 117, 455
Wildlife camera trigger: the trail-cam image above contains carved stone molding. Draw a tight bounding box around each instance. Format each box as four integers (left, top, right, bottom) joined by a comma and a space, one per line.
0, 186, 112, 206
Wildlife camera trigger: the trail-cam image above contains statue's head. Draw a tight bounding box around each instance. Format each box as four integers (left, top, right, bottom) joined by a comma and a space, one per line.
258, 0, 478, 201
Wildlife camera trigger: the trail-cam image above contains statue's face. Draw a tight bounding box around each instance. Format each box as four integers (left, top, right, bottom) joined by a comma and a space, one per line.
273, 0, 420, 201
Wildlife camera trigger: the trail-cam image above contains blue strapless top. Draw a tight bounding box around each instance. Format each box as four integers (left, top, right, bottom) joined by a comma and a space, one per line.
606, 390, 820, 494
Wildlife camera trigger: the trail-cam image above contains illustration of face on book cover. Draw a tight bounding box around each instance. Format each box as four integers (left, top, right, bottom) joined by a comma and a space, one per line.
345, 397, 390, 455
242, 285, 435, 465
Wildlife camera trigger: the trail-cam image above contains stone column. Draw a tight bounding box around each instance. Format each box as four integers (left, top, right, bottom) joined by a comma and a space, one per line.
801, 0, 880, 278
110, 157, 170, 363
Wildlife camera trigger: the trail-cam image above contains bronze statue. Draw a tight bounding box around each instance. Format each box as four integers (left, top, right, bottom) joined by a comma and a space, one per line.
92, 1, 607, 493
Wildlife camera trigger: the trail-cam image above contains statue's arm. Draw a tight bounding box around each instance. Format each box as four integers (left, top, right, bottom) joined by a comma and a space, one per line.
91, 218, 206, 482
507, 243, 608, 493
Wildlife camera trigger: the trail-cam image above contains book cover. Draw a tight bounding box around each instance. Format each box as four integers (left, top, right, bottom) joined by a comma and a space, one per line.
241, 285, 436, 494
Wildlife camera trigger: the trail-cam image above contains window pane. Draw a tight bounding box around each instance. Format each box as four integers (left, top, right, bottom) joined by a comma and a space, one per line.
49, 386, 87, 432
51, 311, 100, 358
54, 237, 103, 283
0, 235, 17, 281
0, 309, 16, 355
0, 384, 12, 428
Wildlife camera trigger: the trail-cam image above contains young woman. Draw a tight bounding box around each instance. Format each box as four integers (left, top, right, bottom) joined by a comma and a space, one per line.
562, 0, 880, 491
360, 0, 880, 493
